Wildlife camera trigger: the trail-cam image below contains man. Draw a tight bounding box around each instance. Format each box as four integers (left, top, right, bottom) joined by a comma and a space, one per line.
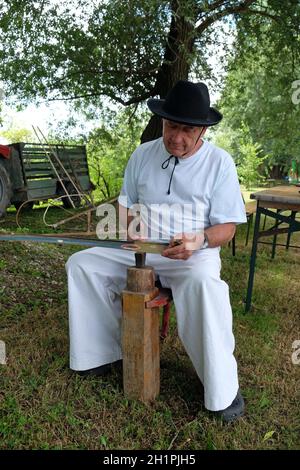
66, 80, 247, 422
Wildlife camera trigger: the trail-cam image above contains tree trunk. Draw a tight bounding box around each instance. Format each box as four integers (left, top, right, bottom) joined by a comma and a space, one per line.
269, 165, 287, 180
141, 0, 196, 143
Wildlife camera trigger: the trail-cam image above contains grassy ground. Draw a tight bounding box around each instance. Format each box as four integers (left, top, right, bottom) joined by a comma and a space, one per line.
0, 204, 299, 450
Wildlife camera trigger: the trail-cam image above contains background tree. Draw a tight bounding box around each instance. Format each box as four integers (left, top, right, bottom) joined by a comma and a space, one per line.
46, 106, 147, 201
0, 126, 35, 144
0, 0, 299, 142
86, 109, 147, 200
216, 13, 300, 178
236, 123, 267, 189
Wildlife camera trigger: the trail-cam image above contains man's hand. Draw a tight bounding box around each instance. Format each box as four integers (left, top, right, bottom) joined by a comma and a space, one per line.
162, 232, 205, 260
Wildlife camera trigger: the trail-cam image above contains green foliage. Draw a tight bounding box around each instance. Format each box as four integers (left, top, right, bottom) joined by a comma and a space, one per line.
87, 108, 147, 200
44, 104, 148, 201
0, 1, 299, 148
0, 126, 35, 144
0, 0, 298, 112
212, 122, 267, 189
211, 124, 240, 157
236, 125, 267, 190
219, 10, 300, 177
0, 0, 170, 105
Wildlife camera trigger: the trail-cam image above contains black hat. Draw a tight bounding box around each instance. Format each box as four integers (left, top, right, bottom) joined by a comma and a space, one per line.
147, 80, 222, 127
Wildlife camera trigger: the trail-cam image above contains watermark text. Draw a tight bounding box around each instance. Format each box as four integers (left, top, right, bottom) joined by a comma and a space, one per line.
0, 340, 6, 365
292, 340, 300, 365
291, 80, 300, 105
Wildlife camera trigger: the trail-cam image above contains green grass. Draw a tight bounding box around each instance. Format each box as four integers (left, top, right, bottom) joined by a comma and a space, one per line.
0, 205, 299, 449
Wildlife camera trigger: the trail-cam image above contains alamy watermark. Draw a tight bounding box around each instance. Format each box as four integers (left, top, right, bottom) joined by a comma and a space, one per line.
0, 340, 6, 365
96, 199, 205, 248
291, 80, 300, 105
291, 340, 300, 365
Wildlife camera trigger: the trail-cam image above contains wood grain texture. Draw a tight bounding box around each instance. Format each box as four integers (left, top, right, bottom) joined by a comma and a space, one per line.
122, 265, 160, 402
251, 185, 300, 207
122, 291, 160, 402
126, 266, 156, 292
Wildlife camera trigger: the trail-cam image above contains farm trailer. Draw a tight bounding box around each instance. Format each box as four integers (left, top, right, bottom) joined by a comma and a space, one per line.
0, 142, 94, 216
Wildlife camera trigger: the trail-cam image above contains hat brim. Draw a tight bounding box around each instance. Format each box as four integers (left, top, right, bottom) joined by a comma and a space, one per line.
147, 98, 222, 127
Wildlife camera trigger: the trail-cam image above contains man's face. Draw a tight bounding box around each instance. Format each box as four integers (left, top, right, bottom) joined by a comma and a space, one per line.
162, 119, 205, 158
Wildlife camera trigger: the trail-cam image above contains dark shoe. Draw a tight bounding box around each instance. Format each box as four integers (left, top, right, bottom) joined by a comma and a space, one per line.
76, 360, 122, 377
213, 390, 245, 423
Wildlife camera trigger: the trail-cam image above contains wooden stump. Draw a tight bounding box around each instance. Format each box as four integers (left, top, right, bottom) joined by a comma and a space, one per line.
122, 264, 160, 402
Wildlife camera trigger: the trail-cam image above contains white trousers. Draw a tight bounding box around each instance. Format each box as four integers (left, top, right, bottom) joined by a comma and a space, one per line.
66, 247, 239, 411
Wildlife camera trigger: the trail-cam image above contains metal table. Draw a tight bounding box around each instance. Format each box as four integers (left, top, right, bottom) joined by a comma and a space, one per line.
245, 185, 300, 311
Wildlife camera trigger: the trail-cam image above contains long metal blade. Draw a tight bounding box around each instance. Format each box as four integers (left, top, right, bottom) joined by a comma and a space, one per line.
0, 234, 170, 253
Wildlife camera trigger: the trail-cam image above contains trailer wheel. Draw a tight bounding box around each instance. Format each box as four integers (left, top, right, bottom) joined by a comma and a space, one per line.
0, 165, 12, 217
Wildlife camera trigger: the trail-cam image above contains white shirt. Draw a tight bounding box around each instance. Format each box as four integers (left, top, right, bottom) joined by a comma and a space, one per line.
118, 137, 247, 239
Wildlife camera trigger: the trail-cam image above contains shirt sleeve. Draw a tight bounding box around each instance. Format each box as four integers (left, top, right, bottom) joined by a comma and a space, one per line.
209, 156, 247, 226
118, 150, 139, 208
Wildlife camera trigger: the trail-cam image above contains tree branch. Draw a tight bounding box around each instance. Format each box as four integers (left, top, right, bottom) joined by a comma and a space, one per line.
196, 0, 257, 33
46, 93, 104, 102
204, 1, 231, 13
49, 66, 161, 91
45, 90, 151, 107
108, 91, 153, 106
